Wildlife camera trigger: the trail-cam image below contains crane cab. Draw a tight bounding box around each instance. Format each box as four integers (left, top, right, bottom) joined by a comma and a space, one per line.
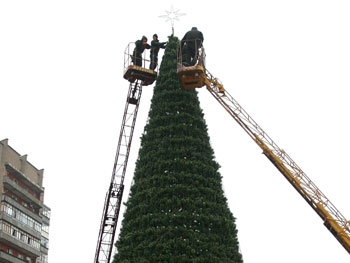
177, 43, 206, 90
123, 42, 157, 86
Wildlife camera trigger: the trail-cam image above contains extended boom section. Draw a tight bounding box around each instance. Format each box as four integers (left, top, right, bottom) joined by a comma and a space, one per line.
94, 81, 142, 263
203, 69, 350, 254
177, 57, 350, 254
95, 42, 157, 263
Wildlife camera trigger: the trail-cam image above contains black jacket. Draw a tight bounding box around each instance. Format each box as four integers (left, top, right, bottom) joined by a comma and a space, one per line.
150, 39, 166, 55
134, 37, 151, 56
181, 28, 204, 48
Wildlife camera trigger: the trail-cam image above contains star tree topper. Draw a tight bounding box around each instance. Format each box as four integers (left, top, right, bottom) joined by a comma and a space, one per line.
159, 6, 186, 35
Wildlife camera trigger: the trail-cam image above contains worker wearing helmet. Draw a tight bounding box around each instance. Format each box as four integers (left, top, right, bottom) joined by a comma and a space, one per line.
149, 34, 167, 70
131, 36, 151, 67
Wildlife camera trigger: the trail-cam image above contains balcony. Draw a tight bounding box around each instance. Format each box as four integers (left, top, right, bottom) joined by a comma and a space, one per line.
0, 232, 40, 257
0, 250, 27, 263
3, 177, 43, 208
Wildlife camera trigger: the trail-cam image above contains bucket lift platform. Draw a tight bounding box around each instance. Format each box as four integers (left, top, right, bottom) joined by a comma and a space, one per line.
123, 66, 157, 86
177, 64, 206, 90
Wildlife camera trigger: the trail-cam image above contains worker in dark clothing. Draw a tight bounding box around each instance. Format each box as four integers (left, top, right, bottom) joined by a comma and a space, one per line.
181, 27, 204, 66
131, 36, 151, 67
149, 34, 167, 70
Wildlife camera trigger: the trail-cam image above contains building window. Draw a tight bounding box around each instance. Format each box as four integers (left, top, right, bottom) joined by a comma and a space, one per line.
1, 202, 42, 233
41, 237, 49, 249
42, 208, 51, 219
0, 220, 40, 250
1, 220, 11, 233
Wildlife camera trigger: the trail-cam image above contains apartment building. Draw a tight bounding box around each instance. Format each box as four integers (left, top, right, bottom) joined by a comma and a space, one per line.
0, 139, 50, 263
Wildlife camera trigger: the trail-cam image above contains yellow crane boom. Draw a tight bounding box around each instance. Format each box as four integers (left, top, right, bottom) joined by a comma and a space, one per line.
177, 50, 350, 254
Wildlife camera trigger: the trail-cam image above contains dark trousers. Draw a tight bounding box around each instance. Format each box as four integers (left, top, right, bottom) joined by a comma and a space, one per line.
182, 45, 198, 66
131, 51, 142, 66
150, 53, 158, 70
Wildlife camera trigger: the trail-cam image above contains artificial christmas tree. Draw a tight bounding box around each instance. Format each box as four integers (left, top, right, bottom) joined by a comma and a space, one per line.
113, 35, 243, 263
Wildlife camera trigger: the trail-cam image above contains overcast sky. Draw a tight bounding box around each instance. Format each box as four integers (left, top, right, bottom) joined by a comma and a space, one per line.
1, 1, 350, 262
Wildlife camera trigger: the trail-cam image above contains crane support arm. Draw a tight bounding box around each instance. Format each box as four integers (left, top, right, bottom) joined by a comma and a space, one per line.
94, 81, 143, 263
203, 68, 350, 254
